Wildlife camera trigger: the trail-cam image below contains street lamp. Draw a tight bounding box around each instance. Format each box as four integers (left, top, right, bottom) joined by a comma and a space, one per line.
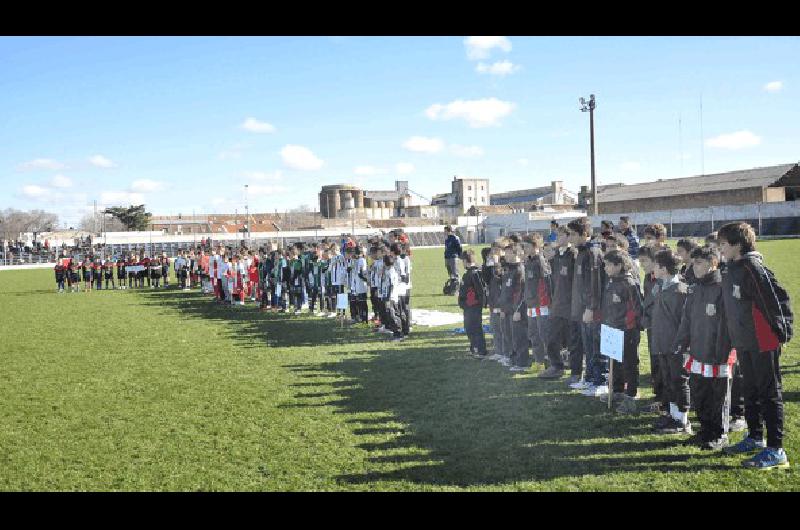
244, 184, 249, 248
579, 94, 598, 217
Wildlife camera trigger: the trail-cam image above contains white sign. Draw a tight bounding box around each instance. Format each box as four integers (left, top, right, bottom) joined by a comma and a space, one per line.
600, 324, 624, 362
336, 293, 349, 310
125, 265, 145, 273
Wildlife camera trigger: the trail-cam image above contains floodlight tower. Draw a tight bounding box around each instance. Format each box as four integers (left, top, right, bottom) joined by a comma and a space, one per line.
579, 94, 598, 216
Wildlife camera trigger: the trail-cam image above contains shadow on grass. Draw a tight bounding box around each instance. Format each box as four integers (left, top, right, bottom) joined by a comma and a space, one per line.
132, 288, 386, 348
283, 342, 740, 487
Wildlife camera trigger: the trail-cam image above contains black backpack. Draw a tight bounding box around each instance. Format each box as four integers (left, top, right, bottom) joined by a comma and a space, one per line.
745, 260, 793, 344
443, 277, 460, 296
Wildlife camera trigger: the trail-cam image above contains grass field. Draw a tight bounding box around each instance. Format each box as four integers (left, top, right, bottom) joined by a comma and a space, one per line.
1, 241, 798, 491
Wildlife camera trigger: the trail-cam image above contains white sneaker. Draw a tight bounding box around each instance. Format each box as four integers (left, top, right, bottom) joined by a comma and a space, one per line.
581, 384, 597, 396
571, 380, 591, 390
509, 366, 527, 372
327, 313, 337, 318
498, 357, 511, 367
591, 385, 609, 397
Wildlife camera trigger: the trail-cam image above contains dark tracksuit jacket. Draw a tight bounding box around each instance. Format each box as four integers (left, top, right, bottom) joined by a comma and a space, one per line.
548, 247, 582, 370
574, 243, 605, 382
601, 273, 643, 397
486, 261, 505, 356
459, 265, 488, 354
499, 261, 528, 366
720, 252, 791, 447
523, 254, 554, 366
651, 277, 689, 411
674, 269, 733, 441
642, 271, 663, 400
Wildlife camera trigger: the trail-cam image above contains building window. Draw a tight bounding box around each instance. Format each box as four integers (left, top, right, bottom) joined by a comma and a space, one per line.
481, 186, 484, 191
481, 197, 484, 203
468, 185, 472, 191
468, 197, 472, 203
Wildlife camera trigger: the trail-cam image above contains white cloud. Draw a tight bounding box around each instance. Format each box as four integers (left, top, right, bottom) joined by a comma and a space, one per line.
621, 161, 641, 171
280, 145, 324, 171
705, 130, 762, 150
22, 184, 50, 198
425, 98, 515, 128
464, 36, 511, 61
354, 165, 388, 176
450, 144, 485, 158
402, 136, 445, 154
395, 162, 415, 175
476, 60, 521, 76
130, 179, 165, 193
517, 158, 529, 166
764, 81, 783, 93
88, 154, 116, 168
243, 170, 283, 181
100, 191, 145, 205
18, 158, 65, 171
241, 117, 276, 134
50, 174, 73, 188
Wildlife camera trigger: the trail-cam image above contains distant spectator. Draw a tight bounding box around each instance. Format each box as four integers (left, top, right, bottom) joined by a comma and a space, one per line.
547, 220, 558, 243
619, 216, 640, 260
444, 225, 463, 279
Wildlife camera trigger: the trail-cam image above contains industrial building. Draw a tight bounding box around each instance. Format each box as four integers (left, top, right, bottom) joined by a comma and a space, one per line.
585, 162, 800, 214
318, 181, 413, 220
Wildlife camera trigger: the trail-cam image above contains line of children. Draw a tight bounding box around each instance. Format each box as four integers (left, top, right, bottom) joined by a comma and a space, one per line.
458, 221, 792, 469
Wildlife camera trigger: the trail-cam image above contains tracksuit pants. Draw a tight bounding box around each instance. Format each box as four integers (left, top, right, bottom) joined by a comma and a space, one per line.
527, 313, 549, 365
730, 360, 745, 421
659, 353, 690, 413
647, 330, 664, 404
690, 374, 731, 442
739, 348, 784, 449
385, 299, 403, 338
464, 307, 487, 355
582, 321, 604, 385
610, 329, 640, 398
547, 316, 583, 375
503, 312, 530, 367
490, 310, 504, 356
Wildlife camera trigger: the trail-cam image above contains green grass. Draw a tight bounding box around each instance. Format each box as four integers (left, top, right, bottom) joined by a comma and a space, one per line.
1, 241, 798, 491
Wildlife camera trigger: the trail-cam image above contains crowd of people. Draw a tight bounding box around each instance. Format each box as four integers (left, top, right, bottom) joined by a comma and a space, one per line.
50, 219, 793, 469
53, 231, 417, 341
455, 218, 792, 470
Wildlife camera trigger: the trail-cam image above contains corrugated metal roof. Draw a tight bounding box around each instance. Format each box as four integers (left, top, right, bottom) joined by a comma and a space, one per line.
598, 163, 797, 202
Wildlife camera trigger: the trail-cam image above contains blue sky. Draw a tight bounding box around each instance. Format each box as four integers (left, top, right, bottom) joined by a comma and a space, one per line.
1, 36, 798, 227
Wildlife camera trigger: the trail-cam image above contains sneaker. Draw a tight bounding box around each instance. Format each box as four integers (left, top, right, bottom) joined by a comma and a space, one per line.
660, 420, 693, 435
589, 384, 609, 398
616, 395, 637, 414
742, 447, 790, 470
581, 384, 597, 396
498, 357, 511, 367
538, 366, 564, 379
701, 435, 729, 451
729, 418, 747, 433
723, 435, 766, 455
509, 365, 527, 372
570, 380, 591, 390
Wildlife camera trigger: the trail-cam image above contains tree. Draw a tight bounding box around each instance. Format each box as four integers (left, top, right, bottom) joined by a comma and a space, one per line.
103, 205, 152, 231
79, 212, 127, 233
0, 208, 59, 240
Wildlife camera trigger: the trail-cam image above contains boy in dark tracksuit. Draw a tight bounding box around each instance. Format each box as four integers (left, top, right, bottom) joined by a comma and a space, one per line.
485, 246, 506, 360
547, 229, 582, 383
674, 247, 733, 450
459, 250, 488, 357
639, 247, 664, 413
499, 245, 529, 371
718, 222, 792, 469
54, 264, 66, 292
601, 250, 644, 414
650, 249, 691, 434
568, 218, 605, 394
523, 241, 549, 364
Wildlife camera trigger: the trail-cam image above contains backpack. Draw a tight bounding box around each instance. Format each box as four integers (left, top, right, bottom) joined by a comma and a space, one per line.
745, 260, 793, 344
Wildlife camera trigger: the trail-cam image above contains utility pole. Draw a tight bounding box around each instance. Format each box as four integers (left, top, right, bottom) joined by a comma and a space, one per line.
244, 184, 249, 248
580, 94, 598, 216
